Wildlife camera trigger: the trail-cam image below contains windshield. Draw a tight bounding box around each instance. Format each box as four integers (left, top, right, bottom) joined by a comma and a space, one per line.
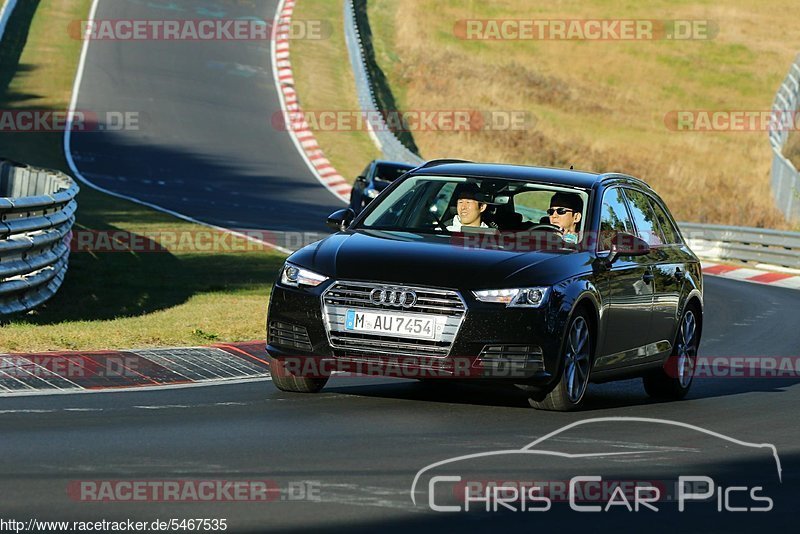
373, 163, 414, 183
359, 175, 589, 241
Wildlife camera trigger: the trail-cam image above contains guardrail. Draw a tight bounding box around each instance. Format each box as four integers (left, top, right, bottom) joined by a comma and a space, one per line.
769, 54, 800, 222
343, 0, 423, 166
681, 223, 800, 270
0, 160, 78, 315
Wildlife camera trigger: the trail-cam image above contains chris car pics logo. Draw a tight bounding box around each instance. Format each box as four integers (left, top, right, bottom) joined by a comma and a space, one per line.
411, 417, 781, 513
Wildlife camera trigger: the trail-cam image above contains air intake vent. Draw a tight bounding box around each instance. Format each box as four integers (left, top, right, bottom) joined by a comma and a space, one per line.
478, 345, 544, 370
269, 321, 313, 352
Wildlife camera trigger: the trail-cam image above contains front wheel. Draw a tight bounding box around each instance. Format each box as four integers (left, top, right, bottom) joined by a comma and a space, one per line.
643, 306, 700, 400
267, 355, 329, 393
529, 313, 592, 411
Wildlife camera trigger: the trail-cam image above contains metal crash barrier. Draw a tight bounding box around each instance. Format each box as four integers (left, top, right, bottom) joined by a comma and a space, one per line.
769, 54, 800, 222
0, 160, 78, 315
681, 223, 800, 270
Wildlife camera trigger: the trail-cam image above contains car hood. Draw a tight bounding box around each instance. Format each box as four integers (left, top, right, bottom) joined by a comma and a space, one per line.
289, 230, 589, 288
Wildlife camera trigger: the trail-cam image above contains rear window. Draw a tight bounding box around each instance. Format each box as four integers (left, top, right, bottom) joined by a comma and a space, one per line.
374, 164, 413, 183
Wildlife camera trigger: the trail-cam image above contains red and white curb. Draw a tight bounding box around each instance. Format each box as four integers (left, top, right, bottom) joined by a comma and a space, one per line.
0, 342, 271, 397
702, 262, 800, 290
272, 0, 351, 203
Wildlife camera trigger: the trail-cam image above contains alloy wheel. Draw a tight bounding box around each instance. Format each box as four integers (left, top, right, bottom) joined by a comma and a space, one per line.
565, 316, 591, 403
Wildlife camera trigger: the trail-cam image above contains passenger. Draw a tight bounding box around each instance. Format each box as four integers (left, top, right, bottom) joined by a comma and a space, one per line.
548, 192, 583, 243
447, 183, 489, 231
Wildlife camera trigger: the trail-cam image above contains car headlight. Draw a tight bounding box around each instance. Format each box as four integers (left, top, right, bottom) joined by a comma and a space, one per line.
472, 287, 549, 308
280, 262, 328, 288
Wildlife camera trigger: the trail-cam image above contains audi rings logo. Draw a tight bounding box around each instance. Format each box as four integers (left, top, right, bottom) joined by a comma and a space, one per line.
370, 287, 417, 308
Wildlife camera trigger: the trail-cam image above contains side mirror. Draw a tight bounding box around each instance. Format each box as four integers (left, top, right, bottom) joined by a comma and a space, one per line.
607, 232, 650, 264
326, 208, 355, 232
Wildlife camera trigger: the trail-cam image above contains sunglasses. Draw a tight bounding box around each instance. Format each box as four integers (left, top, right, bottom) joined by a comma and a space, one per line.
547, 207, 575, 216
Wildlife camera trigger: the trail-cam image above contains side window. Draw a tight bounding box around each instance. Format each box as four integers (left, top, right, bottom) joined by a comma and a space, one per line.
646, 196, 682, 245
599, 188, 634, 251
623, 189, 664, 247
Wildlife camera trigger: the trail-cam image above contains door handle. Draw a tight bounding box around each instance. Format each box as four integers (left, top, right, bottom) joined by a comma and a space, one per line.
642, 272, 654, 284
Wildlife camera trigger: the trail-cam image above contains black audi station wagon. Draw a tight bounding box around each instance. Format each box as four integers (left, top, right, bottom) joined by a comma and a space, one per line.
266, 161, 703, 411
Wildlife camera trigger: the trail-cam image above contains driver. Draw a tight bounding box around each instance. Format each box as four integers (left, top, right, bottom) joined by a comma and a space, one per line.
548, 192, 583, 243
447, 183, 489, 231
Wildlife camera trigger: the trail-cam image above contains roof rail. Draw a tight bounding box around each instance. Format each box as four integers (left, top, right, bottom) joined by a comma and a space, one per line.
411, 159, 473, 172
598, 172, 653, 189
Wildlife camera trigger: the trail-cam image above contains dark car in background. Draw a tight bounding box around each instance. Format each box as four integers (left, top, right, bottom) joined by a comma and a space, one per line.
267, 161, 703, 411
349, 159, 415, 213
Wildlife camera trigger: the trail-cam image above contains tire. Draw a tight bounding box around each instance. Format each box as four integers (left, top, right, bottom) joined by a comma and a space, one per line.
643, 305, 700, 400
529, 312, 592, 411
267, 355, 329, 393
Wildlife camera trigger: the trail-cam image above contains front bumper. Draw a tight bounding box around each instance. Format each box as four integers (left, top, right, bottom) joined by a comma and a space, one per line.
266, 280, 562, 385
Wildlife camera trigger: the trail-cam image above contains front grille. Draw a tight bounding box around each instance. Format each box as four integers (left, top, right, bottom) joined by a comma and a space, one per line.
268, 321, 313, 352
322, 281, 466, 358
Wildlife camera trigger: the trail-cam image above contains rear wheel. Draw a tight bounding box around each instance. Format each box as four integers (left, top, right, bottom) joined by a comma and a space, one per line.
643, 306, 700, 400
267, 355, 329, 393
529, 313, 592, 411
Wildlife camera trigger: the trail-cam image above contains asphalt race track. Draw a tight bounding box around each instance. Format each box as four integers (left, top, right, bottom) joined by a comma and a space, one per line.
3, 0, 799, 532
1, 277, 798, 531
68, 0, 344, 239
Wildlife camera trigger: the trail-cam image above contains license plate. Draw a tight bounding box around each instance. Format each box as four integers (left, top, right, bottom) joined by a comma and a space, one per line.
345, 309, 442, 340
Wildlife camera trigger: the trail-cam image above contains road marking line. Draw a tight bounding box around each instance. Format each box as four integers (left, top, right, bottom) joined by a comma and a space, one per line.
0, 376, 272, 398
62, 0, 293, 256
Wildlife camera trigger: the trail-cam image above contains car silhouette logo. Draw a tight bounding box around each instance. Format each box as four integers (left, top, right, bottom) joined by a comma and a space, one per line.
370, 288, 418, 308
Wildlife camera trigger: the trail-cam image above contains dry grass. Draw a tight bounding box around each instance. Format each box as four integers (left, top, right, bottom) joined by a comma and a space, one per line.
365, 0, 799, 227
290, 0, 380, 181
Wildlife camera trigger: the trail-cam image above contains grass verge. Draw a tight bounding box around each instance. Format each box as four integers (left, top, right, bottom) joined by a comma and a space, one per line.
290, 0, 381, 181
360, 0, 797, 228
0, 0, 285, 352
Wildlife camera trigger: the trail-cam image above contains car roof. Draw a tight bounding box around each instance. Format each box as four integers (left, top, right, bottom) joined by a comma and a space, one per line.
409, 161, 638, 190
